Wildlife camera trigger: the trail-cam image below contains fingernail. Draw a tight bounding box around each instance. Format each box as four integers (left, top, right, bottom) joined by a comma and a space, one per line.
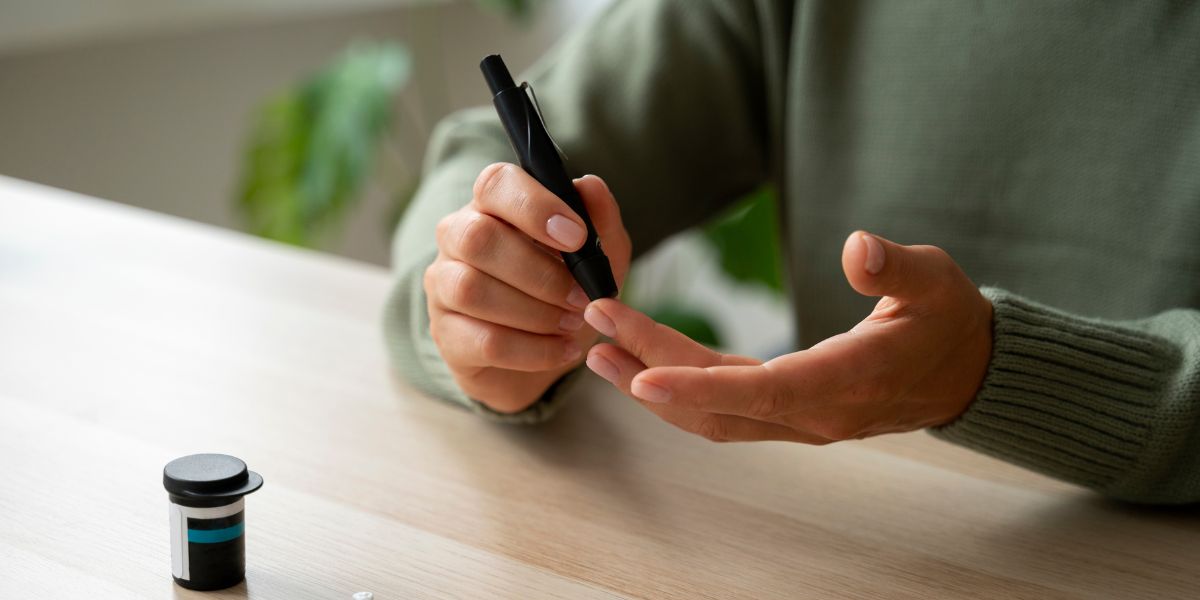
559, 311, 584, 332
563, 341, 582, 362
862, 233, 885, 275
584, 174, 610, 193
586, 353, 619, 383
547, 215, 585, 249
584, 303, 617, 337
566, 284, 589, 309
632, 380, 671, 403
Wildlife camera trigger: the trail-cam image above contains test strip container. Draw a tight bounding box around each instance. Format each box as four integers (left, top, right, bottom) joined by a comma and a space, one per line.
163, 453, 264, 590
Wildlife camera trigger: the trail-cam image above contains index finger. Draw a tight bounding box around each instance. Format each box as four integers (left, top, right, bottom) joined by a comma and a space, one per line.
472, 163, 588, 252
630, 339, 860, 419
583, 298, 722, 368
631, 364, 787, 419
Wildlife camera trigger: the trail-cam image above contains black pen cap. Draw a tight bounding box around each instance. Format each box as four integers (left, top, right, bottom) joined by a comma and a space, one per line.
481, 54, 517, 95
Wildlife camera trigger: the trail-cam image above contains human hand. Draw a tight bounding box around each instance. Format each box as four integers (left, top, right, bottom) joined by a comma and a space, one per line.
583, 231, 992, 443
425, 163, 632, 413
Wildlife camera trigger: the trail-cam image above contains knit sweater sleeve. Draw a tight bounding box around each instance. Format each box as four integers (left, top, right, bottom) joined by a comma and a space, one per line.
931, 287, 1200, 504
384, 0, 772, 421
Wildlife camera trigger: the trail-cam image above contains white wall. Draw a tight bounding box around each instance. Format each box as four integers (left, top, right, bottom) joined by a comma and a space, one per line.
0, 0, 609, 264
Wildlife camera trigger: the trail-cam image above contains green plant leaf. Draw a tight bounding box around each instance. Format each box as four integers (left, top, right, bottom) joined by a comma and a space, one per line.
237, 41, 411, 246
643, 304, 723, 348
702, 186, 785, 293
474, 0, 536, 20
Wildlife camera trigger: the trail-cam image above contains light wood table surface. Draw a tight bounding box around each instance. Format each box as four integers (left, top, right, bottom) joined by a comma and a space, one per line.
1, 175, 1197, 599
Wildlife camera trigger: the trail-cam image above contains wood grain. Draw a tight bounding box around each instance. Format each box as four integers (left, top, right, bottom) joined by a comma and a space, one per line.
1, 175, 1197, 599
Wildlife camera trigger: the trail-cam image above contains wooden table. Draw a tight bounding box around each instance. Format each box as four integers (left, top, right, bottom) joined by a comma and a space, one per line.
1, 175, 1197, 599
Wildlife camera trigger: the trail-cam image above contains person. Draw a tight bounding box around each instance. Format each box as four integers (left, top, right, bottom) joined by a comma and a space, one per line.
384, 0, 1200, 504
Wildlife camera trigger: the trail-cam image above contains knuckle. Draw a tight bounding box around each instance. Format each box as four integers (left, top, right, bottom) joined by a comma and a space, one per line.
474, 163, 544, 230
475, 389, 526, 414
745, 365, 787, 418
435, 212, 457, 248
629, 320, 668, 356
922, 244, 952, 263
538, 340, 564, 370
475, 326, 503, 365
455, 375, 487, 399
812, 418, 857, 442
422, 262, 438, 296
507, 184, 535, 220
747, 388, 784, 419
428, 316, 444, 348
693, 417, 730, 443
534, 262, 567, 298
444, 262, 487, 309
473, 162, 509, 202
917, 245, 958, 281
455, 213, 501, 261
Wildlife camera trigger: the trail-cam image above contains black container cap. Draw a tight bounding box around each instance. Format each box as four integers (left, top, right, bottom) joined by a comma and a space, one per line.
163, 454, 263, 499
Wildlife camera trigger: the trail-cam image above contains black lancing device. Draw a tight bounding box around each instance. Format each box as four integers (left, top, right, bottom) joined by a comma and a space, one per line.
480, 54, 618, 300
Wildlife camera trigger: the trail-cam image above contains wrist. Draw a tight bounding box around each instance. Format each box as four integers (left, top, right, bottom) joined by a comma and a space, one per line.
936, 290, 995, 426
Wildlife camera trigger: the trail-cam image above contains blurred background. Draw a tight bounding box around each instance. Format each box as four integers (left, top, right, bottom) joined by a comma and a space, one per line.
0, 0, 792, 358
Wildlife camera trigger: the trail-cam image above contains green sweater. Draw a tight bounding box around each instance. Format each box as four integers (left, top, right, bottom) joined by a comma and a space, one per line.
385, 0, 1200, 504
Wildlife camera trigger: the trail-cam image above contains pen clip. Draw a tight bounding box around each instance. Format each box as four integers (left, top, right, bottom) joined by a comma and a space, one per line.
520, 81, 568, 161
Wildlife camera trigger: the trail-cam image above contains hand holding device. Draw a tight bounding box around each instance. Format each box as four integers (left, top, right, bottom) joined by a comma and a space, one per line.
425, 169, 632, 413
423, 54, 632, 413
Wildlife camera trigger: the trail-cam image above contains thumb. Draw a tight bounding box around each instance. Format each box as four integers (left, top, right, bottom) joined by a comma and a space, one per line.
575, 175, 632, 284
840, 231, 961, 300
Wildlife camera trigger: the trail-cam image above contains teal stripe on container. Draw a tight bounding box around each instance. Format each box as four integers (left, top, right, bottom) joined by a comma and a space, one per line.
187, 522, 244, 544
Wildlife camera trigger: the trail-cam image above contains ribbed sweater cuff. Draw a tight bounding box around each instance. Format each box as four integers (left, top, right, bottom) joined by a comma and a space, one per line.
931, 287, 1173, 492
